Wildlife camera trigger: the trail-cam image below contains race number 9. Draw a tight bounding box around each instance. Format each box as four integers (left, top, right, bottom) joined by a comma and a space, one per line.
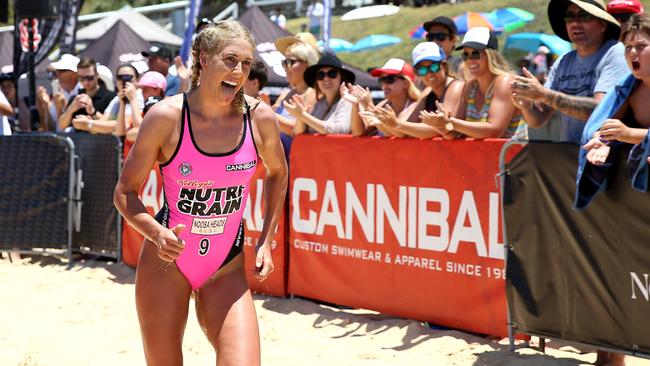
198, 238, 210, 256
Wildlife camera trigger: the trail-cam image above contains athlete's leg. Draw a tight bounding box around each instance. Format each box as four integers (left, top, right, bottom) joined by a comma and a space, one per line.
136, 240, 193, 366
195, 254, 261, 366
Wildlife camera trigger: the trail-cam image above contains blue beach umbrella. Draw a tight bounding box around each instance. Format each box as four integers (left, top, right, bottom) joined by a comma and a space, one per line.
318, 38, 355, 53
484, 7, 535, 32
351, 34, 402, 52
505, 32, 573, 56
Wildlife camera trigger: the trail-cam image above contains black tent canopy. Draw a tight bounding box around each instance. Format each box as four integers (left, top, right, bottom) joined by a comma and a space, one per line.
79, 20, 151, 74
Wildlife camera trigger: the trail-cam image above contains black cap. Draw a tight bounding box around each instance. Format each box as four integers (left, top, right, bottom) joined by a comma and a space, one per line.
141, 45, 173, 61
198, 17, 212, 26
0, 72, 13, 81
423, 16, 457, 36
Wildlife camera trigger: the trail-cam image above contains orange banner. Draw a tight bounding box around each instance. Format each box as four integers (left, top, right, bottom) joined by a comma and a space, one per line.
121, 143, 287, 296
241, 167, 288, 297
121, 140, 164, 267
288, 135, 518, 337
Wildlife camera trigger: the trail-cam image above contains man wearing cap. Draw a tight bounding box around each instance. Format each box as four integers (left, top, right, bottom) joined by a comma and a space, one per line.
142, 45, 181, 97
58, 58, 116, 131
30, 54, 80, 131
423, 16, 463, 77
510, 0, 628, 143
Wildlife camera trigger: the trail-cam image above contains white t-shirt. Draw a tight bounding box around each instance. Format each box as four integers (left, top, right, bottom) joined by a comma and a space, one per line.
103, 89, 145, 130
0, 89, 11, 136
306, 3, 324, 27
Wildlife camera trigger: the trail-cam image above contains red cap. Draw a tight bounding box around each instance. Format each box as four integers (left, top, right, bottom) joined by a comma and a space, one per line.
370, 58, 415, 82
607, 0, 644, 14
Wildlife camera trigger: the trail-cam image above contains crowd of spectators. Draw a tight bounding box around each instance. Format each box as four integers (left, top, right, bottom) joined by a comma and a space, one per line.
0, 0, 648, 185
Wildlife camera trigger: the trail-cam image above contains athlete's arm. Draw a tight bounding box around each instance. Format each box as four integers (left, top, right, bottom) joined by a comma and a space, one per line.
113, 97, 186, 262
250, 100, 288, 281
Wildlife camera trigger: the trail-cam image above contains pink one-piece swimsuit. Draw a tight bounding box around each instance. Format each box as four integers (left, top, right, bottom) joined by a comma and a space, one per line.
156, 94, 258, 290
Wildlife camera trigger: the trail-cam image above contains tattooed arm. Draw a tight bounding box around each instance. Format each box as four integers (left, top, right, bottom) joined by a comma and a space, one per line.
545, 90, 602, 121
510, 67, 602, 128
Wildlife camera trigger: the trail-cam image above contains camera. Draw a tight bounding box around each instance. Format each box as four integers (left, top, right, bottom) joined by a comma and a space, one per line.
118, 74, 133, 83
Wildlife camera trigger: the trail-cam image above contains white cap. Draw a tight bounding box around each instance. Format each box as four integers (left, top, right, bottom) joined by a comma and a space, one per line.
412, 42, 446, 66
50, 54, 80, 72
537, 45, 550, 55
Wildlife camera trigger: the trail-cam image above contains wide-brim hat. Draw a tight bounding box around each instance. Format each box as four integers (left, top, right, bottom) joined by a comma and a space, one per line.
303, 54, 355, 87
548, 0, 620, 42
275, 32, 320, 55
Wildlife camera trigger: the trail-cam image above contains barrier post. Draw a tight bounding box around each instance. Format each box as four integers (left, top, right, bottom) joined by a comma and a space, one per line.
498, 140, 528, 352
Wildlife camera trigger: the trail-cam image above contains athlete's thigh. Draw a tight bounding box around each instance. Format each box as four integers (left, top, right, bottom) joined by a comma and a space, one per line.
195, 254, 260, 366
136, 240, 193, 366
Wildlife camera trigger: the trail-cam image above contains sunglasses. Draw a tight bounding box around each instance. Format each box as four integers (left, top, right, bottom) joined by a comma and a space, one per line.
316, 69, 339, 80
378, 75, 405, 84
613, 13, 633, 23
563, 10, 596, 23
462, 50, 482, 61
426, 32, 450, 42
416, 63, 442, 76
282, 58, 302, 68
78, 75, 96, 82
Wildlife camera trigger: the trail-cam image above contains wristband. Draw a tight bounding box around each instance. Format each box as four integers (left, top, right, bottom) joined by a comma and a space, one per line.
88, 121, 93, 130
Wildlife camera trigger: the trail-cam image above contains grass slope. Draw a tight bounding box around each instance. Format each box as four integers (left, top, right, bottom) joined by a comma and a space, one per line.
285, 0, 648, 71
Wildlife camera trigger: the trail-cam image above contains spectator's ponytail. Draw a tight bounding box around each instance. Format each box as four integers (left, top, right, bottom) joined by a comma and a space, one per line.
188, 20, 256, 113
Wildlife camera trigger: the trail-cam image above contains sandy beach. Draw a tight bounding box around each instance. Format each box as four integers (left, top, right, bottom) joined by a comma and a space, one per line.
1, 254, 649, 366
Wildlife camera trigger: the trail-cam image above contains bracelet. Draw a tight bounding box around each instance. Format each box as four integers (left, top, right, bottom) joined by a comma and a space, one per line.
88, 121, 93, 130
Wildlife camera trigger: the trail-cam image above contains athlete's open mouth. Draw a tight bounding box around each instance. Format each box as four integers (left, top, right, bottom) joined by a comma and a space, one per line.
221, 80, 238, 96
632, 61, 641, 70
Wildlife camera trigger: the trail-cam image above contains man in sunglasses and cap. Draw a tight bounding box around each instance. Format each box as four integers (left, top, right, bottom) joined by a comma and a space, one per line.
58, 57, 116, 131
510, 0, 628, 143
423, 16, 463, 77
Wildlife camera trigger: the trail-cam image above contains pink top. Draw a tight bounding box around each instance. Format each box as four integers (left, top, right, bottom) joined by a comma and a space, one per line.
159, 94, 258, 289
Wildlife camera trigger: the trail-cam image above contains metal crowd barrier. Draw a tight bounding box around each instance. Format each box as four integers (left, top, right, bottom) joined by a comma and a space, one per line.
0, 133, 122, 264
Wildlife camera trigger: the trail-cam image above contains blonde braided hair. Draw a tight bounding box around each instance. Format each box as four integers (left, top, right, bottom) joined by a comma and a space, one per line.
189, 20, 256, 113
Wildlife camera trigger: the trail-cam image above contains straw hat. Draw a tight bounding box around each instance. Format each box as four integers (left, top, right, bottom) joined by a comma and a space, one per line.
274, 32, 320, 55
548, 0, 620, 42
